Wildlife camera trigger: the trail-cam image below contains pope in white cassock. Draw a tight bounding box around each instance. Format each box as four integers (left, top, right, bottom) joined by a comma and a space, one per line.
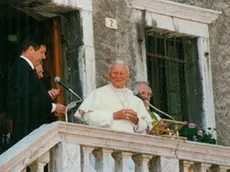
74, 60, 153, 172
74, 60, 152, 133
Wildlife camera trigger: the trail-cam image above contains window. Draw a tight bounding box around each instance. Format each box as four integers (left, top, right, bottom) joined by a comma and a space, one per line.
132, 0, 220, 130
146, 29, 203, 125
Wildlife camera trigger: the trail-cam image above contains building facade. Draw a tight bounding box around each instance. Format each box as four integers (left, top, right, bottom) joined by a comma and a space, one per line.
0, 0, 229, 146
93, 0, 226, 145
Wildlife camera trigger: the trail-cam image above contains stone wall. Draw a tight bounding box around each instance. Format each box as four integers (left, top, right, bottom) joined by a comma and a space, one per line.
92, 0, 230, 145
92, 0, 137, 87
169, 0, 230, 145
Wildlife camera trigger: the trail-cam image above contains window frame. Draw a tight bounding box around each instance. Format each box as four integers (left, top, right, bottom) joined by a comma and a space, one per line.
46, 0, 96, 98
132, 0, 221, 131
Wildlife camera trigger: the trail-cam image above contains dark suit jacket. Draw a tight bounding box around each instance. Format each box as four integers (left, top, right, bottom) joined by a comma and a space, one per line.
8, 58, 53, 144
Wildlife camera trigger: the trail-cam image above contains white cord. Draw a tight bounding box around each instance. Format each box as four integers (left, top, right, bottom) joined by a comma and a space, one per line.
145, 100, 175, 121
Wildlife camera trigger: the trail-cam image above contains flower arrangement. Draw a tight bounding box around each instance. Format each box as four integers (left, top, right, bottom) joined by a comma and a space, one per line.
179, 122, 217, 144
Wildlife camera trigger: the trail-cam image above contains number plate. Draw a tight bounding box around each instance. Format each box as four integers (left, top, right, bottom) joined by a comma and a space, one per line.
105, 17, 118, 29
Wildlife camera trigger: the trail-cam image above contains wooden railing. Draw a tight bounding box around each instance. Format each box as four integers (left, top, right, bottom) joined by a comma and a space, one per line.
0, 121, 230, 172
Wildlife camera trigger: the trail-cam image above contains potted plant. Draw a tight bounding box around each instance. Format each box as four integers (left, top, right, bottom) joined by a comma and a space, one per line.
179, 122, 217, 144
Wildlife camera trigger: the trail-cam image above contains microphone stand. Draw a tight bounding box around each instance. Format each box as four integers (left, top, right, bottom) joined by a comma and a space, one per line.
68, 88, 82, 102
144, 100, 182, 134
54, 77, 83, 122
144, 100, 175, 121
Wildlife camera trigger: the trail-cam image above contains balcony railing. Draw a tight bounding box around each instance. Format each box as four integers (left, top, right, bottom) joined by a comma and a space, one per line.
0, 121, 230, 172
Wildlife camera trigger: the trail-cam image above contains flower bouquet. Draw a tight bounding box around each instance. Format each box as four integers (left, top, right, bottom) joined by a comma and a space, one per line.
179, 122, 217, 144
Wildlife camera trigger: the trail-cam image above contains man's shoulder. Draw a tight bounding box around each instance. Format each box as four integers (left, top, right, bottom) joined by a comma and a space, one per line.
92, 84, 109, 95
125, 87, 134, 95
96, 85, 133, 94
11, 58, 31, 70
85, 84, 109, 98
88, 84, 136, 98
9, 59, 32, 79
93, 84, 110, 93
125, 88, 141, 101
132, 94, 143, 103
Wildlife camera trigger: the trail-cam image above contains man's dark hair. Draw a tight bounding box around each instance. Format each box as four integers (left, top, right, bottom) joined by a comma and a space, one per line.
20, 36, 45, 53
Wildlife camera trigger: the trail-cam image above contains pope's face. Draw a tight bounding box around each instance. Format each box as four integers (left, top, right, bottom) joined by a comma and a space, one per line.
108, 64, 129, 88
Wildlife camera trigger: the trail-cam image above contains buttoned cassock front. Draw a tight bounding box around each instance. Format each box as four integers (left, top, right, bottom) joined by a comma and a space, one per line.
74, 84, 152, 133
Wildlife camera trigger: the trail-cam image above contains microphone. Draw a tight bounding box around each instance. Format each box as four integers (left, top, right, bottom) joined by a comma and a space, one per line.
54, 76, 69, 90
135, 92, 175, 121
54, 76, 82, 102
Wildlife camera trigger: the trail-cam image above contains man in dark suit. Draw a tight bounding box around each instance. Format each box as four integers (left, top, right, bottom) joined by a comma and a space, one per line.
7, 37, 66, 144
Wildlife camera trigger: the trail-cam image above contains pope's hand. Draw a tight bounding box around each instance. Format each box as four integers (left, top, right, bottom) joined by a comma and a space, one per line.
124, 109, 139, 124
113, 109, 139, 124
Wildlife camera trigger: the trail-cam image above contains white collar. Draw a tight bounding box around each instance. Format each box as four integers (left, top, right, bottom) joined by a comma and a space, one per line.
109, 83, 126, 92
20, 55, 34, 69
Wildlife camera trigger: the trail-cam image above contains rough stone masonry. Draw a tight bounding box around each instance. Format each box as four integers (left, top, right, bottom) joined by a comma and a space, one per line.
92, 0, 230, 145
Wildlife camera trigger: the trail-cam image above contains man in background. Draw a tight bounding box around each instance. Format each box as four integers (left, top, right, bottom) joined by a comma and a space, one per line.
132, 81, 162, 132
35, 62, 60, 100
8, 36, 66, 144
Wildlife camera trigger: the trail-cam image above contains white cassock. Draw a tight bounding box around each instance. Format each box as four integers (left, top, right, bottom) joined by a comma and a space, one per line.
74, 84, 153, 133
74, 84, 153, 172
